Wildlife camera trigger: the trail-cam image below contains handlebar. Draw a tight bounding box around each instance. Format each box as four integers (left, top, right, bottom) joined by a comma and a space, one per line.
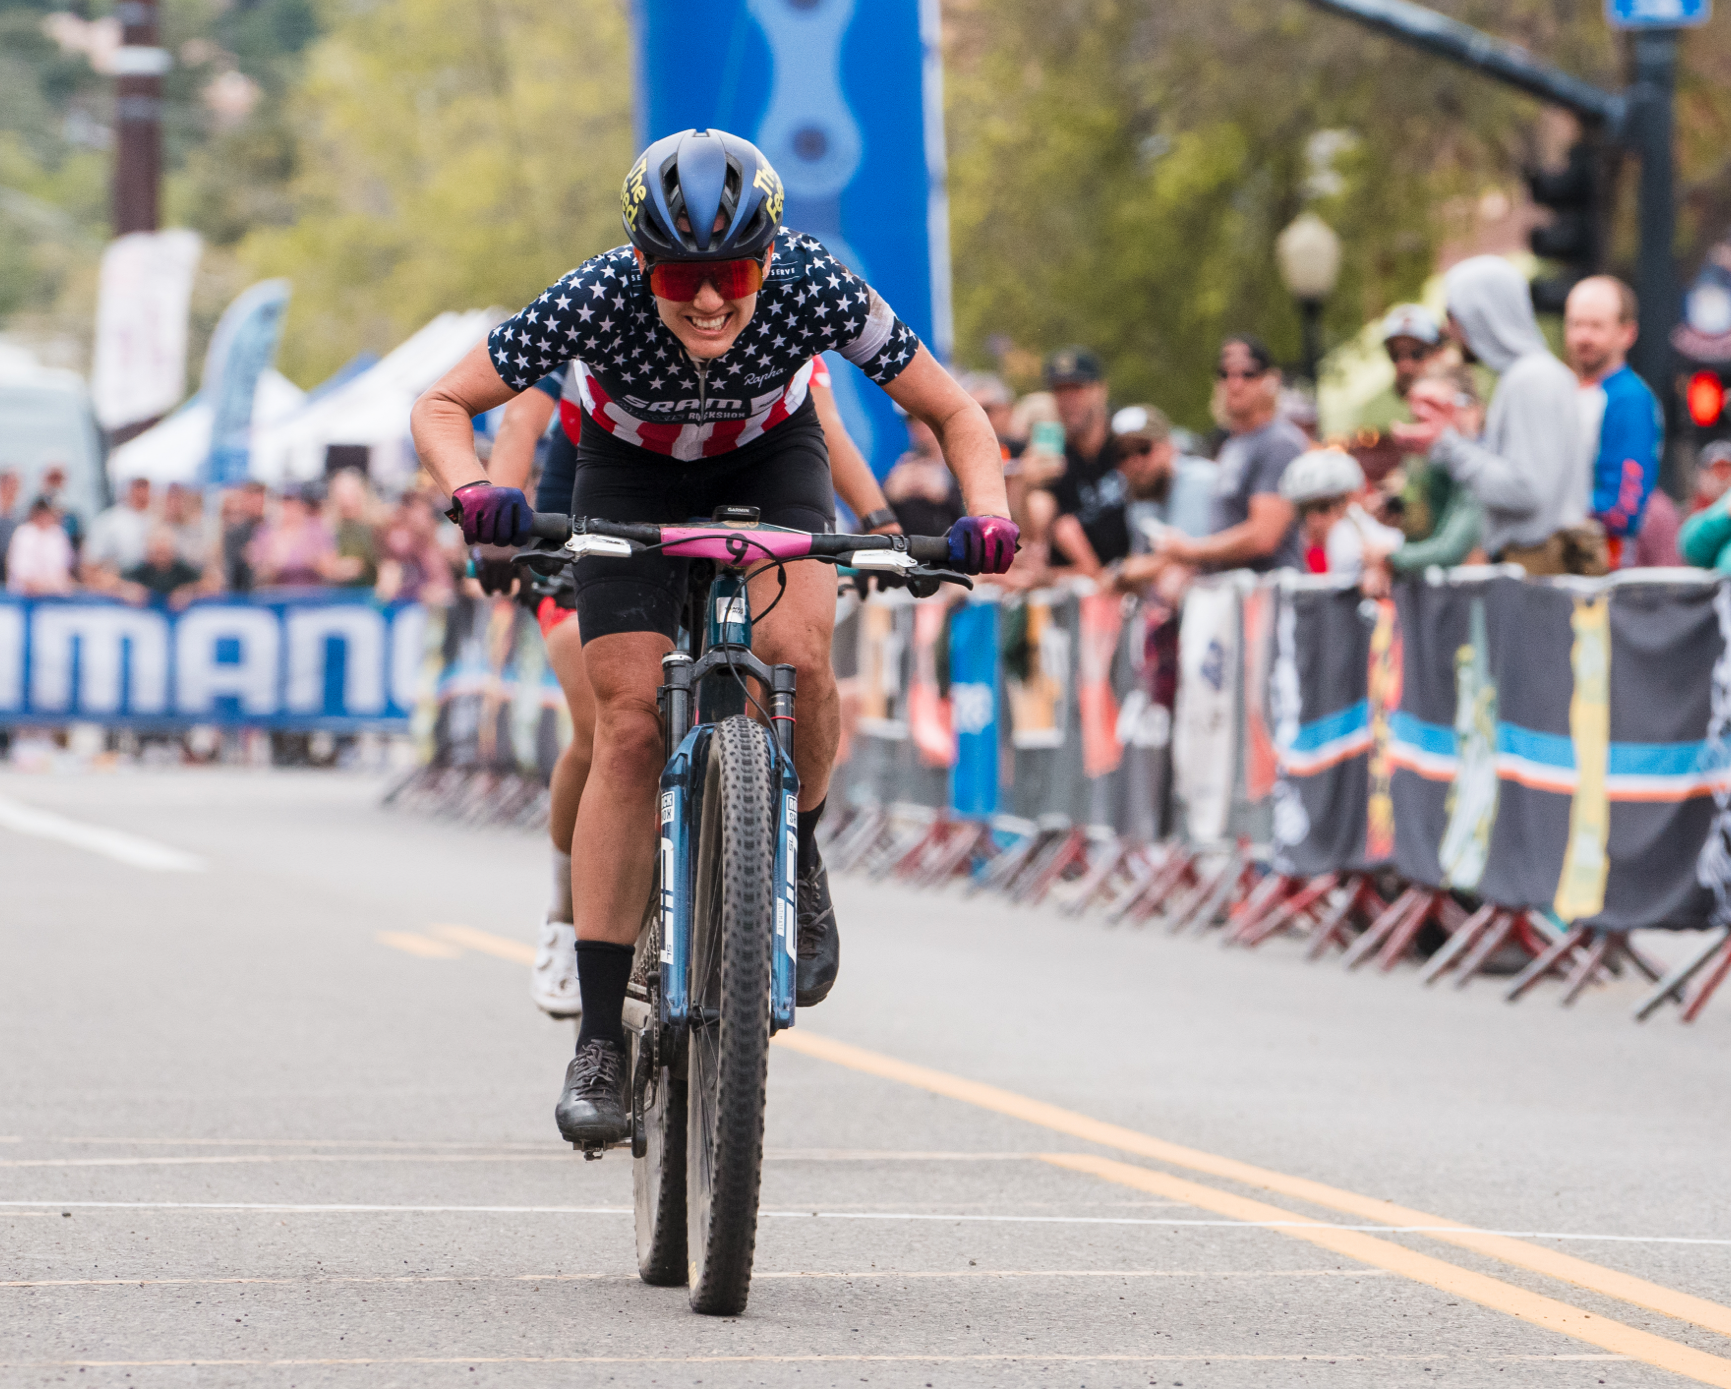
526, 513, 953, 566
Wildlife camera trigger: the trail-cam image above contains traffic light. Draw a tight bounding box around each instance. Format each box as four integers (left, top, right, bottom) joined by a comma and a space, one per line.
1528, 141, 1604, 315
1687, 371, 1725, 430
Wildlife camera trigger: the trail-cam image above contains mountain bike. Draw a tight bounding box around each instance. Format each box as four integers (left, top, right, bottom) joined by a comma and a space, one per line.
520, 507, 967, 1315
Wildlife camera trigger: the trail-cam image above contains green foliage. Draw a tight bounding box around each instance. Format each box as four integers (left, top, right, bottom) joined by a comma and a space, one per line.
237, 0, 633, 386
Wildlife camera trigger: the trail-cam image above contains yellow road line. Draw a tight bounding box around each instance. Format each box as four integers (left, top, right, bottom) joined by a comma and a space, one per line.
375, 932, 462, 960
429, 924, 535, 964
1042, 1152, 1731, 1386
775, 1030, 1731, 1346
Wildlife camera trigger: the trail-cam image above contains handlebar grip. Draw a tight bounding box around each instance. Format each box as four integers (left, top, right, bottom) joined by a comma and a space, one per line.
906, 535, 951, 564
530, 513, 573, 543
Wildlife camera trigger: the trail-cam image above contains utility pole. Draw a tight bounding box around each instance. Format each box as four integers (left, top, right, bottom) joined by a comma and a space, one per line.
1629, 28, 1680, 407
112, 0, 168, 235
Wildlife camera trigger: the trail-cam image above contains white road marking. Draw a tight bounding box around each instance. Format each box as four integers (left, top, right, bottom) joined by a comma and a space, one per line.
0, 794, 206, 873
5, 1199, 1730, 1246
3, 1269, 1392, 1288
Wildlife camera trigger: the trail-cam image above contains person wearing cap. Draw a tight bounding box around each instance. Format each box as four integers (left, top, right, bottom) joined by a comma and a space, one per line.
1356, 305, 1443, 437
1048, 404, 1216, 577
1017, 346, 1114, 569
1152, 335, 1306, 573
1279, 448, 1403, 578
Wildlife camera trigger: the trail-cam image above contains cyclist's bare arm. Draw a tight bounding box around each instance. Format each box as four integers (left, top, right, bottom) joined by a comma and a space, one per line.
490, 387, 557, 493
881, 347, 1011, 519
410, 344, 521, 498
811, 374, 899, 532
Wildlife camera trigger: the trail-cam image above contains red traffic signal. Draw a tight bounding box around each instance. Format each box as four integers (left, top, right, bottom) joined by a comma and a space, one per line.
1688, 370, 1726, 428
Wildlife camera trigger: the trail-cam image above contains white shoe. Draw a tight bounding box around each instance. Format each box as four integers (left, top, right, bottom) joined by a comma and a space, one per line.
530, 917, 581, 1019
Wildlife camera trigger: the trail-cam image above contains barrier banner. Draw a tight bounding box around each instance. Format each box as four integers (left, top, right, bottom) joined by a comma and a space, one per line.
1271, 578, 1373, 876
1173, 578, 1239, 843
947, 597, 999, 819
0, 594, 426, 729
1273, 572, 1731, 929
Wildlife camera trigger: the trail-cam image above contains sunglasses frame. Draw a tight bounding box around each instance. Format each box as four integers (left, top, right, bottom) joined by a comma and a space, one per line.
646, 255, 769, 302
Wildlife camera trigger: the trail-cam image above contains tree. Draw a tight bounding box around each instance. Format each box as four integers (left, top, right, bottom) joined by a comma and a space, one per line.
239, 0, 633, 386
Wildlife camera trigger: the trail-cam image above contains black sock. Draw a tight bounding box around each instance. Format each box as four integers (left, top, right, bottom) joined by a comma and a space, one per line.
573, 942, 634, 1052
796, 798, 826, 875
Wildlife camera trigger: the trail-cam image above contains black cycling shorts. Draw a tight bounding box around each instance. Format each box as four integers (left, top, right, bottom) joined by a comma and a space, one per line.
568, 396, 834, 642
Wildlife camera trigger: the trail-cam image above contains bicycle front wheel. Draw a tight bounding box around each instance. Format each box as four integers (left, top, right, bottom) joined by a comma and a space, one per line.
685, 716, 775, 1316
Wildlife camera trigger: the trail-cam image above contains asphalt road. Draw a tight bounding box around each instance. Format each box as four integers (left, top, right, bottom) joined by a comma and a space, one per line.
5, 767, 1731, 1389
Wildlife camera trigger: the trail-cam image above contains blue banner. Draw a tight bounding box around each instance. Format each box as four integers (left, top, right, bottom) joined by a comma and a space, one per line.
0, 594, 426, 729
202, 279, 292, 487
632, 0, 951, 480
947, 598, 999, 818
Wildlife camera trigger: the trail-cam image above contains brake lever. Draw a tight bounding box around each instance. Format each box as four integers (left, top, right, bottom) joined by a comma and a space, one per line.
511, 546, 569, 576
904, 565, 974, 599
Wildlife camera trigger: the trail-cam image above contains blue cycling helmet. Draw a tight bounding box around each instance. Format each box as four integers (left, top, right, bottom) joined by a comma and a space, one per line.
622, 128, 784, 262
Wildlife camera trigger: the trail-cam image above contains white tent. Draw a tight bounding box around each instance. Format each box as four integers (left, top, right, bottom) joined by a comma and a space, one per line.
104, 308, 499, 492
106, 369, 306, 486
249, 310, 500, 490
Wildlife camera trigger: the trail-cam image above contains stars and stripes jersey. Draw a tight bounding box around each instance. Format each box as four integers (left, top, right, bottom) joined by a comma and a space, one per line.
487, 228, 921, 462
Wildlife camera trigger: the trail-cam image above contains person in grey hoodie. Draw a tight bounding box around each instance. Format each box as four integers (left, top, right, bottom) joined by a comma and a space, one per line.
1394, 256, 1589, 575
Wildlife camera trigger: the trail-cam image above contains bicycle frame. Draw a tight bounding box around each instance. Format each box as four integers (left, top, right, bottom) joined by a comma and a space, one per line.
655, 564, 801, 1037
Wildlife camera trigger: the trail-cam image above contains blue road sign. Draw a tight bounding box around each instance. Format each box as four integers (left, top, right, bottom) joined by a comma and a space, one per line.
1607, 0, 1711, 28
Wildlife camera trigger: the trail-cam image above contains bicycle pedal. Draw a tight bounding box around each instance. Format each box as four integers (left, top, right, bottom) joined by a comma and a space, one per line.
578, 1143, 606, 1161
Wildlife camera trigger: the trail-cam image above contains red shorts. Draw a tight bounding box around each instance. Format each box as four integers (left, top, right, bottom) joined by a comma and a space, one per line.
537, 596, 577, 640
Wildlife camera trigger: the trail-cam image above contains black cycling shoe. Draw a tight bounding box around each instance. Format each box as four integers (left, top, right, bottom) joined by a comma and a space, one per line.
554, 1039, 630, 1146
796, 858, 840, 1007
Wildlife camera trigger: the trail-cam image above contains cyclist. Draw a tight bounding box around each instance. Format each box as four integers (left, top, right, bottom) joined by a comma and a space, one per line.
487, 354, 903, 1019
410, 128, 1016, 1147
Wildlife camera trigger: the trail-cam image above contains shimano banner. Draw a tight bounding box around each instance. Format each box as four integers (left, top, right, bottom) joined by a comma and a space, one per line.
0, 594, 426, 729
632, 0, 952, 482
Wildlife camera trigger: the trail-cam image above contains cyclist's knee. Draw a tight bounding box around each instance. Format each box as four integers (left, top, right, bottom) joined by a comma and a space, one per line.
593, 692, 662, 768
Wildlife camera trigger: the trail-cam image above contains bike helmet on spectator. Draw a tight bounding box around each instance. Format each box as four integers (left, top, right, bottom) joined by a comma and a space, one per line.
622, 129, 784, 262
1279, 448, 1365, 506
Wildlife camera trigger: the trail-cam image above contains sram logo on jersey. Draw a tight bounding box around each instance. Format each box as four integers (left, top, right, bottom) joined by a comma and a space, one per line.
624, 395, 746, 414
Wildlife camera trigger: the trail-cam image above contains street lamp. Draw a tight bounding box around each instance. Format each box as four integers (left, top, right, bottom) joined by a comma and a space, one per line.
1276, 212, 1342, 385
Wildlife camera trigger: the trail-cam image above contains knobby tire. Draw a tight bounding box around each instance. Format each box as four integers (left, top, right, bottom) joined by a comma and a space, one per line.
685, 715, 774, 1315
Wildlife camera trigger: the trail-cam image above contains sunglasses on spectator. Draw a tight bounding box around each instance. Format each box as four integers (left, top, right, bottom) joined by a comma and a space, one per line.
1120, 440, 1156, 455
647, 256, 768, 301
1217, 367, 1268, 381
1386, 345, 1432, 363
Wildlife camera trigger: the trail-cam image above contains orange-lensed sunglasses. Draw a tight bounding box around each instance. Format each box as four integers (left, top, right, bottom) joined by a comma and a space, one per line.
647, 256, 767, 302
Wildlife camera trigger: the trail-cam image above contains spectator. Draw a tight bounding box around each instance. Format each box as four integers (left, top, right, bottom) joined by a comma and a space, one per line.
221, 481, 268, 592
1634, 486, 1683, 568
1692, 441, 1731, 513
959, 371, 1018, 450
1357, 305, 1444, 435
1153, 335, 1306, 573
120, 527, 203, 608
883, 417, 965, 538
1394, 256, 1593, 577
6, 498, 76, 594
324, 468, 380, 587
1021, 347, 1113, 560
1362, 363, 1485, 593
376, 492, 456, 605
1279, 448, 1403, 579
1050, 405, 1215, 577
38, 464, 81, 549
1680, 487, 1731, 574
1565, 275, 1663, 568
161, 482, 213, 570
83, 476, 152, 589
248, 484, 335, 587
0, 470, 20, 586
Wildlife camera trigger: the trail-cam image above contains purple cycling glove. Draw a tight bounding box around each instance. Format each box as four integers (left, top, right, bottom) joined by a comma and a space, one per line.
448, 482, 533, 546
946, 515, 1020, 575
